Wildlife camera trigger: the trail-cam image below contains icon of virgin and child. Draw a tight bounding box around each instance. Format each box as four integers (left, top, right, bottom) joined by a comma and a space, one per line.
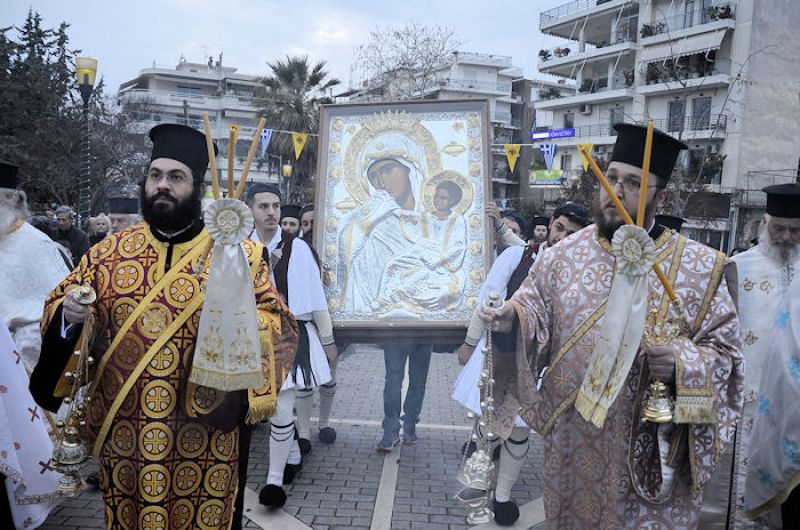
337, 131, 471, 319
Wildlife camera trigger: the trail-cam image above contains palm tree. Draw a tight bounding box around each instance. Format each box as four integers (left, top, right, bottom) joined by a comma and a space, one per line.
256, 55, 340, 203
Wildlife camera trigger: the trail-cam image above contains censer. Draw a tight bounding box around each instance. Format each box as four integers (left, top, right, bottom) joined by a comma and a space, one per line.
456, 291, 504, 524
51, 283, 96, 492
641, 302, 689, 424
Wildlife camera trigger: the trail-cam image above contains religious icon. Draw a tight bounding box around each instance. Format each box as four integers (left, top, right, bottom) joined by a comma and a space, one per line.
314, 100, 491, 330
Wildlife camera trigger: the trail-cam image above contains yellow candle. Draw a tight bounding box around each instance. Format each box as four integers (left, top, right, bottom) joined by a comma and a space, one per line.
637, 121, 655, 227
202, 113, 220, 200
233, 118, 267, 200
227, 127, 237, 197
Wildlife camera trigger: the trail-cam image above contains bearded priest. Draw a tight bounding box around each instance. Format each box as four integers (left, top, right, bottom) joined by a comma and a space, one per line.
480, 123, 744, 529
30, 124, 298, 530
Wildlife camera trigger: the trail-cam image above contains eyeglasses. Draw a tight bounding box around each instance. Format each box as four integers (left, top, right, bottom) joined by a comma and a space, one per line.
606, 174, 659, 194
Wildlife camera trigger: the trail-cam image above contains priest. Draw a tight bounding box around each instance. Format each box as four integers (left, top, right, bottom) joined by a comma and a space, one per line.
30, 124, 298, 530
0, 160, 70, 371
480, 123, 744, 529
727, 183, 800, 528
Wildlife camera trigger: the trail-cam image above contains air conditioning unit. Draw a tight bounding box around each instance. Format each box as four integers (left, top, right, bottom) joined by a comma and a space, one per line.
579, 104, 593, 115
595, 145, 608, 155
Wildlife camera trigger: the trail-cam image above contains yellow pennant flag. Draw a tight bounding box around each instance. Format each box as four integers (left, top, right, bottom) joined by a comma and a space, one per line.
577, 143, 594, 171
504, 144, 521, 173
292, 133, 309, 160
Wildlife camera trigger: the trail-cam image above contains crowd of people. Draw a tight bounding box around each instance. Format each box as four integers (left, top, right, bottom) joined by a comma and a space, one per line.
0, 120, 798, 530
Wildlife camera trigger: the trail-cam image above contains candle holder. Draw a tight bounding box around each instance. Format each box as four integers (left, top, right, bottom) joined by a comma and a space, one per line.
641, 303, 688, 424
456, 292, 504, 524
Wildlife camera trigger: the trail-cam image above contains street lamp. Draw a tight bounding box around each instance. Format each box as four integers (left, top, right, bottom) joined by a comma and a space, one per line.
75, 56, 98, 222
282, 163, 293, 199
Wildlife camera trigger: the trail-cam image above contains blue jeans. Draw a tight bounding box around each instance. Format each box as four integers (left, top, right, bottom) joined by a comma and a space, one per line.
382, 342, 432, 435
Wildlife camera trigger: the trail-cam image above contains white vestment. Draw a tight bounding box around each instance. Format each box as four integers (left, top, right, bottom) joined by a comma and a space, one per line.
250, 228, 331, 389
0, 318, 64, 529
0, 223, 70, 371
727, 246, 800, 528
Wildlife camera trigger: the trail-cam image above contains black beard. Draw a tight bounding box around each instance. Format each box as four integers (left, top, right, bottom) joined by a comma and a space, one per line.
139, 183, 202, 233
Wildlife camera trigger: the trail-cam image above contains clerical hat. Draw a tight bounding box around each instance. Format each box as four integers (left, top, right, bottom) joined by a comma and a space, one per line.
247, 182, 281, 200
655, 214, 685, 231
108, 197, 139, 214
0, 160, 19, 189
763, 183, 800, 218
532, 215, 550, 228
300, 204, 314, 217
280, 204, 302, 221
149, 124, 217, 183
611, 124, 687, 182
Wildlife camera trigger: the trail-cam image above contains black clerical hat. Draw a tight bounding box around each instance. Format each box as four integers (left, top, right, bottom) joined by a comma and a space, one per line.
532, 215, 550, 228
611, 124, 687, 182
300, 204, 314, 217
0, 160, 19, 189
247, 182, 281, 200
763, 183, 800, 218
655, 214, 685, 231
149, 124, 217, 183
108, 197, 139, 214
281, 204, 302, 221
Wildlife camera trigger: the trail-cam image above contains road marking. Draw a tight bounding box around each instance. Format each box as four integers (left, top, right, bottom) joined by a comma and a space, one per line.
242, 487, 313, 530
472, 496, 546, 529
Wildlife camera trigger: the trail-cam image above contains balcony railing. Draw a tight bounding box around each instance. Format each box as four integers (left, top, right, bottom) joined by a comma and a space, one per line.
452, 51, 513, 68
540, 0, 617, 26
539, 34, 637, 62
118, 88, 260, 106
492, 112, 521, 127
440, 78, 512, 93
654, 113, 727, 134
641, 2, 736, 38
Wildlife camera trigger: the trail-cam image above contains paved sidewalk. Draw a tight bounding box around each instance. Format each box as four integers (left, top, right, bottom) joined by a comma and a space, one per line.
43, 345, 545, 529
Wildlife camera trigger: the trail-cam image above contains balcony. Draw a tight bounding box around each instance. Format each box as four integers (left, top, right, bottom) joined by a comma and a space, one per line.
651, 114, 728, 140
538, 39, 636, 77
535, 84, 633, 110
452, 51, 513, 68
118, 88, 260, 114
492, 112, 521, 129
437, 78, 512, 94
640, 3, 736, 40
540, 0, 640, 40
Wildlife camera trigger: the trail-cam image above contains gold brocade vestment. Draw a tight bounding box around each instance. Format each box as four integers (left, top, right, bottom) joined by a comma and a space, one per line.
39, 223, 297, 530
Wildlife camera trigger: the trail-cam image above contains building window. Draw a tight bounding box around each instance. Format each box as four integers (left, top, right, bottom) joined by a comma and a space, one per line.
176, 85, 203, 97
691, 97, 712, 130
560, 153, 572, 171
564, 112, 575, 129
684, 0, 696, 28
668, 100, 686, 132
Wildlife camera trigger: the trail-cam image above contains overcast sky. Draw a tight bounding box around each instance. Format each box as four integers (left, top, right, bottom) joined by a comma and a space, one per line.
4, 0, 567, 93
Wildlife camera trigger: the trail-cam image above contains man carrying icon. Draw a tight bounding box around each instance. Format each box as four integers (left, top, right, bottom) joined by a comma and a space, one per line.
480, 123, 744, 529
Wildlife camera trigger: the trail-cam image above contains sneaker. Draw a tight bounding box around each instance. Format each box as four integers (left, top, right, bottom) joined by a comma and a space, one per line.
376, 433, 400, 453
402, 423, 417, 445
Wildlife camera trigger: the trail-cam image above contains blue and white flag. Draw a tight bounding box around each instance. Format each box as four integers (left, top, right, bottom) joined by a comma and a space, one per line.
540, 143, 558, 170
260, 129, 273, 158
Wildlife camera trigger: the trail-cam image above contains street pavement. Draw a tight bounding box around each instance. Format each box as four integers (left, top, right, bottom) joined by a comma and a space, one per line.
42, 344, 547, 529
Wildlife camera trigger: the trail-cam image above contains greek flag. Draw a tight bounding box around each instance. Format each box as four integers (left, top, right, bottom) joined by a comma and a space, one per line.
260, 129, 273, 158
540, 143, 557, 170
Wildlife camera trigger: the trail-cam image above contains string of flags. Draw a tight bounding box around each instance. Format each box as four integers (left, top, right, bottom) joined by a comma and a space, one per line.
497, 143, 595, 173
253, 127, 315, 160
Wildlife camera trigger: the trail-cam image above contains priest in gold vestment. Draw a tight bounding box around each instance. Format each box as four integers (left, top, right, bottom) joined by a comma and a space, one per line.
481, 124, 744, 529
30, 124, 298, 530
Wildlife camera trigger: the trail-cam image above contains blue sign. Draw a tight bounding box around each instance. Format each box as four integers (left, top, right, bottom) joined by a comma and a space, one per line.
531, 128, 575, 141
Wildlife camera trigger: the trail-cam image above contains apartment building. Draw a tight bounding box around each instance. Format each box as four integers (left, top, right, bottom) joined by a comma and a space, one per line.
342, 51, 525, 201
534, 0, 800, 250
117, 58, 276, 187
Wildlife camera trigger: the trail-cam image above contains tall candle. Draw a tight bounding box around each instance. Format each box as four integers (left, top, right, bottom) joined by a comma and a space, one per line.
637, 121, 655, 227
202, 113, 220, 200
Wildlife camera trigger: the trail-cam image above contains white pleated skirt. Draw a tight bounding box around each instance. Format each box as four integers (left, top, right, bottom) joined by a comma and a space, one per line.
451, 335, 527, 428
281, 322, 332, 390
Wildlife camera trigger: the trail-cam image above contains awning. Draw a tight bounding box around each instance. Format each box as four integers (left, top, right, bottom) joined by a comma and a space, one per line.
640, 30, 724, 62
